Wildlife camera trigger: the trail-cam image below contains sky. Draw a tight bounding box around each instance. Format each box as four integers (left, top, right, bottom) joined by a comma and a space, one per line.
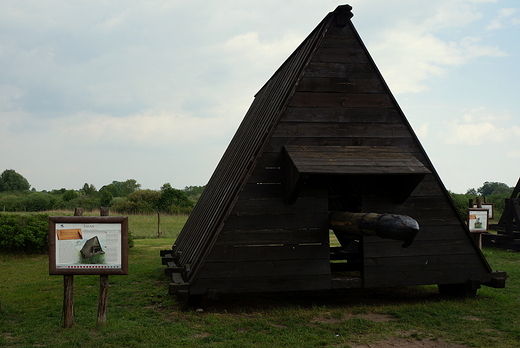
1, 0, 519, 194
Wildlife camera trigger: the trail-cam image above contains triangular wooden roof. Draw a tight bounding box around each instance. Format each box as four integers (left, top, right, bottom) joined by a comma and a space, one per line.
171, 5, 494, 289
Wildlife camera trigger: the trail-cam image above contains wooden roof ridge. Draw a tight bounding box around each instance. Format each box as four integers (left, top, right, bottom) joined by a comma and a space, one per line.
172, 6, 342, 282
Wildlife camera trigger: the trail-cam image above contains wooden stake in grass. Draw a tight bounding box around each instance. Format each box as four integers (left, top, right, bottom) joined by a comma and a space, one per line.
97, 275, 109, 325
97, 207, 110, 325
63, 275, 74, 328
61, 207, 84, 328
157, 212, 162, 238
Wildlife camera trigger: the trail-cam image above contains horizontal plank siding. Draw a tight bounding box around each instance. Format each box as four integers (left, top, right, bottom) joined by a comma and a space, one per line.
198, 259, 330, 279
296, 78, 386, 94
264, 137, 420, 152
303, 62, 377, 79
216, 229, 328, 246
189, 274, 332, 295
363, 253, 491, 288
272, 122, 412, 138
363, 239, 477, 258
206, 244, 329, 262
288, 92, 394, 108
222, 212, 328, 231
281, 107, 404, 123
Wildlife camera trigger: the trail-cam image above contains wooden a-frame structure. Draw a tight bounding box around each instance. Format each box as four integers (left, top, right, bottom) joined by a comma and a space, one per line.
484, 177, 520, 250
161, 5, 505, 299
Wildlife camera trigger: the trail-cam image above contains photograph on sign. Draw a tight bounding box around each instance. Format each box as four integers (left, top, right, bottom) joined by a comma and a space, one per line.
468, 208, 488, 233
49, 216, 128, 275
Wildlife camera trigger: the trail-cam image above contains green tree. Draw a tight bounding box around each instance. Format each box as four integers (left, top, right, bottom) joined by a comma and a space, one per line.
183, 185, 205, 202
159, 183, 193, 212
100, 189, 113, 207
81, 183, 97, 196
120, 179, 141, 196
111, 189, 161, 214
62, 190, 78, 202
0, 169, 30, 192
465, 188, 477, 195
477, 181, 512, 196
99, 179, 140, 198
23, 193, 53, 211
100, 183, 122, 197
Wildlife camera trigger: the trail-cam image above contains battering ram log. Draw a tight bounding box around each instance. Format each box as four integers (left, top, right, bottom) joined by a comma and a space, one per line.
329, 212, 419, 248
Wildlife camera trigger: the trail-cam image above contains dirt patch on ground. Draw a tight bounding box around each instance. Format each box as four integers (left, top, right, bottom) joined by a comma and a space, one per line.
348, 337, 469, 348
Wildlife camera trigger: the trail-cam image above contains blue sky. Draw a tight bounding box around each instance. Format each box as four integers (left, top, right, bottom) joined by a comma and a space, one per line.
1, 0, 518, 193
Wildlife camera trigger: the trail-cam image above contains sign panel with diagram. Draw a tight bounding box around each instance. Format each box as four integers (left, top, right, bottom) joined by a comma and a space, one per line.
467, 208, 488, 233
49, 216, 128, 275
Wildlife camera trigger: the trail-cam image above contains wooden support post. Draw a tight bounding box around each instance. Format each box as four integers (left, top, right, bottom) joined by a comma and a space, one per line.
61, 207, 83, 327
157, 212, 162, 238
63, 275, 74, 328
97, 207, 109, 324
97, 275, 109, 325
475, 198, 483, 249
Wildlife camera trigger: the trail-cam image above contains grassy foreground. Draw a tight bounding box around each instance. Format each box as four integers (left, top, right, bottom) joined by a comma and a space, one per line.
1, 215, 520, 347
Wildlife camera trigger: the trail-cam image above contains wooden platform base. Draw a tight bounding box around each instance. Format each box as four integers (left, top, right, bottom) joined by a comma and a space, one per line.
482, 232, 520, 251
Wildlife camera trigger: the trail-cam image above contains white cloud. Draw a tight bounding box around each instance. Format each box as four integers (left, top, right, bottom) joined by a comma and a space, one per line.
53, 110, 237, 147
486, 7, 519, 30
444, 107, 520, 145
365, 0, 507, 94
371, 27, 505, 93
507, 150, 520, 158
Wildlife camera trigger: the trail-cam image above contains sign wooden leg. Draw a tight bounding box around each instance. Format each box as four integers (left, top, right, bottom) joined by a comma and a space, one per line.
63, 275, 74, 328
97, 275, 109, 325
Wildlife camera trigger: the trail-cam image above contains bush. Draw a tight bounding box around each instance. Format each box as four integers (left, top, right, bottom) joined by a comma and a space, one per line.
0, 213, 49, 253
23, 193, 54, 211
449, 191, 472, 221
111, 190, 161, 214
0, 194, 24, 211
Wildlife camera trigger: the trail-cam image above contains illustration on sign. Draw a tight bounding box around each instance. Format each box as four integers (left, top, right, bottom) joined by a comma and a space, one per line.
49, 216, 128, 275
55, 223, 121, 269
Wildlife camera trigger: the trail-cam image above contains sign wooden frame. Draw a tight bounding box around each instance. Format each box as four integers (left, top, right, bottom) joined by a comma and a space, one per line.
472, 203, 495, 220
49, 216, 128, 275
468, 208, 488, 233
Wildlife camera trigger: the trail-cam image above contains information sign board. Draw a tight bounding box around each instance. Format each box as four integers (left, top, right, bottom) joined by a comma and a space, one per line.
49, 216, 128, 275
468, 208, 488, 233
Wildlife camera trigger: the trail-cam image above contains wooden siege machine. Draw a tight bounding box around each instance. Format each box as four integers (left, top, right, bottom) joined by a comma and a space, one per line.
483, 178, 520, 251
161, 5, 506, 301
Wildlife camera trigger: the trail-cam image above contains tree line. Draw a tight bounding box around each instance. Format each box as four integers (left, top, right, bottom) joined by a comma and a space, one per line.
449, 181, 514, 222
0, 169, 204, 214
0, 169, 515, 221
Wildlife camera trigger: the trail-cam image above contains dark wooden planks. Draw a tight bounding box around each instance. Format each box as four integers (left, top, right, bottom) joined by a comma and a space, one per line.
198, 259, 330, 279
284, 145, 430, 175
281, 107, 404, 123
207, 244, 328, 262
216, 229, 328, 246
189, 274, 332, 295
363, 253, 492, 288
272, 122, 411, 138
296, 78, 385, 94
288, 92, 394, 108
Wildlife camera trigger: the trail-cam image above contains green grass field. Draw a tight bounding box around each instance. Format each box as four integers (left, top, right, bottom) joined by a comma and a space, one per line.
1, 214, 520, 347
